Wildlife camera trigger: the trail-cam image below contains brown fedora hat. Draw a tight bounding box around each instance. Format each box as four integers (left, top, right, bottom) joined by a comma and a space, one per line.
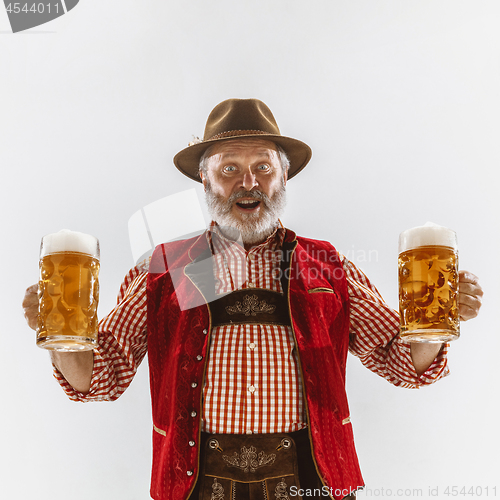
173, 98, 312, 182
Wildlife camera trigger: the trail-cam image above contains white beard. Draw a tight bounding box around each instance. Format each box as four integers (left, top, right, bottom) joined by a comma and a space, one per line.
205, 180, 287, 245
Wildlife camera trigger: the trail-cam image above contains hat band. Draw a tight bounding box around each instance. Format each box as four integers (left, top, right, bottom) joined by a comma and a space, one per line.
206, 129, 272, 141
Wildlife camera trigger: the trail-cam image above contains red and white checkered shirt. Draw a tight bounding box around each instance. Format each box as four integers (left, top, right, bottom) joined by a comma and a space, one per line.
54, 225, 449, 433
202, 225, 304, 434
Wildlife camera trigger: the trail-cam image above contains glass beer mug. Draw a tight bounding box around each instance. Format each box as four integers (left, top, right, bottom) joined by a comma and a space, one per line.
398, 222, 459, 343
37, 229, 100, 351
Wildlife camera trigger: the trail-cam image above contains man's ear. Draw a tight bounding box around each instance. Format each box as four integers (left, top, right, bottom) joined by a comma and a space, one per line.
199, 170, 208, 191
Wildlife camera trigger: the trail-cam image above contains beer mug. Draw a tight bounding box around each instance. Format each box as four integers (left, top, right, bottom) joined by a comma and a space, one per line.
398, 222, 459, 343
37, 230, 100, 351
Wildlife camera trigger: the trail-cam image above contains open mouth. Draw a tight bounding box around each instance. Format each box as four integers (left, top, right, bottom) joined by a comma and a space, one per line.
235, 200, 261, 210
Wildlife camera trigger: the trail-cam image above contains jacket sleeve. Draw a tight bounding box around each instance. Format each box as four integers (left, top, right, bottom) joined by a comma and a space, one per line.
52, 260, 149, 402
342, 255, 449, 388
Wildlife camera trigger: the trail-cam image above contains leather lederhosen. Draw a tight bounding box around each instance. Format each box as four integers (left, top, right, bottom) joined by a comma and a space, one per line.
198, 430, 303, 500
191, 428, 328, 500
190, 429, 356, 500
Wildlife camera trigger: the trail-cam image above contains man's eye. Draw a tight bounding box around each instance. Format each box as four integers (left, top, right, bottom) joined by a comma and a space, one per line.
257, 164, 270, 170
223, 165, 236, 172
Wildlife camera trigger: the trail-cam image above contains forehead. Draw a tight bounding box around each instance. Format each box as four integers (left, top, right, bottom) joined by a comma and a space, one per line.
207, 138, 279, 160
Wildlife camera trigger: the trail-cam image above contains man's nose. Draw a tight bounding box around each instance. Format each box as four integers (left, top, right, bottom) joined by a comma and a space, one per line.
240, 170, 258, 191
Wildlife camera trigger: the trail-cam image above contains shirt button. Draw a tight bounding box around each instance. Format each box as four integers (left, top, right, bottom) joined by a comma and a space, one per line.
248, 282, 255, 288
196, 355, 203, 361
248, 342, 256, 350
189, 440, 195, 447
246, 430, 253, 435
191, 382, 198, 388
187, 470, 194, 476
248, 385, 256, 393
191, 411, 197, 418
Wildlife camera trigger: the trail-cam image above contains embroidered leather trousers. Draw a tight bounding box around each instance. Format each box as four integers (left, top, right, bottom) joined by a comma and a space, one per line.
188, 429, 356, 500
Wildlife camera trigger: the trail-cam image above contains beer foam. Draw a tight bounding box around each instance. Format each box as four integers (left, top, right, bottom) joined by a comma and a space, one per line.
41, 229, 99, 258
399, 222, 457, 253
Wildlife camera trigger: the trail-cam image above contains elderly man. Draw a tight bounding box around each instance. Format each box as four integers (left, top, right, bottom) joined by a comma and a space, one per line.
23, 99, 483, 500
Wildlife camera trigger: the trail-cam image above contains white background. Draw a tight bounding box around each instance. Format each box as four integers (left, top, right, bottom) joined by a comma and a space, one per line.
1, 1, 499, 499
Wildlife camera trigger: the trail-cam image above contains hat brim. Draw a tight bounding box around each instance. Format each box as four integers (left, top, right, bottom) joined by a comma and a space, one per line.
173, 134, 312, 183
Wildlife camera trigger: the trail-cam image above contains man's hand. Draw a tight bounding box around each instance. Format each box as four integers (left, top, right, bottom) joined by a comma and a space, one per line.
22, 282, 93, 394
458, 270, 483, 321
410, 270, 482, 377
22, 284, 39, 331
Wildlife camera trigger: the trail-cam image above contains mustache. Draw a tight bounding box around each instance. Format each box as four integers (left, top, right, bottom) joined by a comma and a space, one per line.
227, 190, 270, 206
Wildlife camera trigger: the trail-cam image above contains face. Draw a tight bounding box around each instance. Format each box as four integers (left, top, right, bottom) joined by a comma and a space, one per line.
200, 139, 288, 246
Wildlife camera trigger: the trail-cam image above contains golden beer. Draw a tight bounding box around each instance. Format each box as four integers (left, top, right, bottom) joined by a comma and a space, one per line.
37, 230, 100, 351
398, 223, 459, 343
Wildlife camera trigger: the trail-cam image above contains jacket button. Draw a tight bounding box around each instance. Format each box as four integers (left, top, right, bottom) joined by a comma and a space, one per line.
196, 355, 203, 361
202, 329, 208, 334
189, 440, 195, 447
191, 382, 198, 388
187, 470, 193, 476
191, 411, 197, 417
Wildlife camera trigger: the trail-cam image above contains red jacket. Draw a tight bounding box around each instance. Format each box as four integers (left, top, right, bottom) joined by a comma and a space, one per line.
146, 229, 363, 500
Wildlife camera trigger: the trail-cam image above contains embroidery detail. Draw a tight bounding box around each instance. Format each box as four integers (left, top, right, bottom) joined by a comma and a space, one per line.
275, 478, 290, 499
225, 294, 276, 317
211, 478, 225, 500
222, 445, 276, 473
